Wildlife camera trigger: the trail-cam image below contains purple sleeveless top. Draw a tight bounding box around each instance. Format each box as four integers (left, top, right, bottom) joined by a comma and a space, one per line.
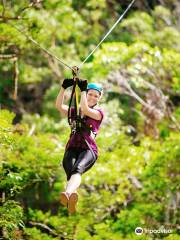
66, 107, 104, 157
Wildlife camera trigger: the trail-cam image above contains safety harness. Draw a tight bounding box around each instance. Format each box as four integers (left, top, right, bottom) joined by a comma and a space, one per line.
67, 67, 96, 158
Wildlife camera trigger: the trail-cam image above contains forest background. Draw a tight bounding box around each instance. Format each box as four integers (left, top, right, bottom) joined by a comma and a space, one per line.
0, 0, 179, 239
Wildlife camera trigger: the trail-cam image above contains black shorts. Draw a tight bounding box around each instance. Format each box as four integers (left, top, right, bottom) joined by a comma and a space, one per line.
62, 148, 97, 180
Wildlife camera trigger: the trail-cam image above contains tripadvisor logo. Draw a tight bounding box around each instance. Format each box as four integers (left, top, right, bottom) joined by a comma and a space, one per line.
135, 227, 143, 235
135, 226, 173, 235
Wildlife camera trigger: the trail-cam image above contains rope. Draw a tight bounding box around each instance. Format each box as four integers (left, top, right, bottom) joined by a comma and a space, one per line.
8, 22, 72, 71
78, 0, 136, 68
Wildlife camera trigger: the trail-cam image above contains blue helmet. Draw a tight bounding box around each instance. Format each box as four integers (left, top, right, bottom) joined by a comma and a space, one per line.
87, 83, 103, 94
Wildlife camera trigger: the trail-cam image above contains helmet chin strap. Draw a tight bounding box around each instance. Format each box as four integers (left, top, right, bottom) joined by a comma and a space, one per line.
91, 103, 97, 108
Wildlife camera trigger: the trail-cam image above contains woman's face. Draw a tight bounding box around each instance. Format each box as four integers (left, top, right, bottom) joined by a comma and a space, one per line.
87, 89, 101, 107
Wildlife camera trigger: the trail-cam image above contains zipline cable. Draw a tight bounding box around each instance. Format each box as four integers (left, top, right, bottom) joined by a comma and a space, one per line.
7, 0, 135, 72
78, 0, 136, 68
8, 22, 72, 71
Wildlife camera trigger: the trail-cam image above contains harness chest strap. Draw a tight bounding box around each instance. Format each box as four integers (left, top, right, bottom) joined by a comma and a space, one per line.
70, 120, 97, 139
69, 119, 97, 159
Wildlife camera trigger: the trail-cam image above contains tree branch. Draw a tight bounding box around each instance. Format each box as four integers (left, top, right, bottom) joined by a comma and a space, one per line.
17, 0, 43, 16
0, 0, 42, 22
0, 54, 17, 59
43, 52, 62, 78
128, 174, 143, 189
29, 221, 58, 237
13, 58, 19, 100
0, 15, 27, 20
28, 221, 72, 239
2, 0, 6, 18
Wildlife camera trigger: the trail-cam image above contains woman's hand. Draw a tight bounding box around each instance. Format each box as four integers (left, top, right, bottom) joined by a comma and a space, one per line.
62, 78, 74, 89
78, 79, 88, 92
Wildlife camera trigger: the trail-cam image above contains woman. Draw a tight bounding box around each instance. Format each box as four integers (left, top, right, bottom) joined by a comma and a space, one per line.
55, 78, 104, 213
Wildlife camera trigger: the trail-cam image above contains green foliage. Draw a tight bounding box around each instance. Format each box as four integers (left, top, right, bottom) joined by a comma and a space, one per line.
42, 84, 63, 120
82, 40, 180, 94
0, 2, 179, 240
120, 6, 180, 51
1, 108, 179, 239
0, 200, 24, 240
19, 63, 52, 84
24, 227, 58, 240
0, 108, 65, 211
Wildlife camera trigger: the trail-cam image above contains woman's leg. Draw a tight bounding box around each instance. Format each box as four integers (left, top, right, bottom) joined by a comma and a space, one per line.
66, 149, 96, 194
62, 149, 77, 182
66, 173, 81, 194
60, 149, 77, 206
66, 149, 96, 213
72, 149, 97, 175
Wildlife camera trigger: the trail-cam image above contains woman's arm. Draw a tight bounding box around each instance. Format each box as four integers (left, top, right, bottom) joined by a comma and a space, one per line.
80, 92, 102, 120
55, 78, 74, 116
55, 87, 68, 116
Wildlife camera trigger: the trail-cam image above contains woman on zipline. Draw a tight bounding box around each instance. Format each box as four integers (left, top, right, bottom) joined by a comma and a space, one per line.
55, 78, 104, 213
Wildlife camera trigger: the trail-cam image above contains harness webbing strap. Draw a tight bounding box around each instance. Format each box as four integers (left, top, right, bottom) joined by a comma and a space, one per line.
84, 138, 96, 159
75, 83, 79, 114
68, 80, 76, 125
73, 80, 78, 118
68, 66, 80, 125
